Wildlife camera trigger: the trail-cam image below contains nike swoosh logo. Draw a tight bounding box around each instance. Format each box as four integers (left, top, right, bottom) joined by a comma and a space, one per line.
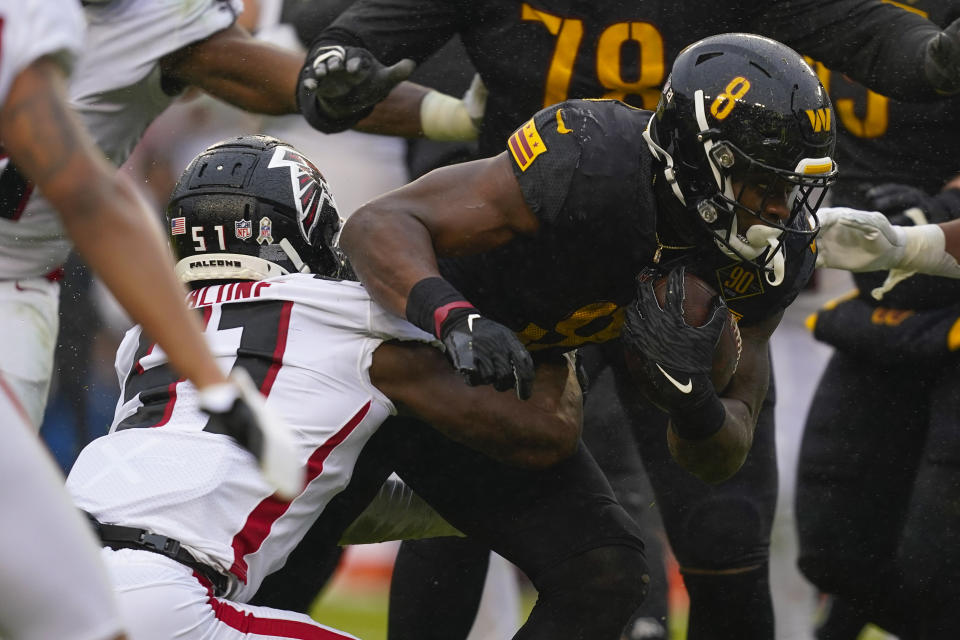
656, 363, 692, 394
467, 313, 481, 331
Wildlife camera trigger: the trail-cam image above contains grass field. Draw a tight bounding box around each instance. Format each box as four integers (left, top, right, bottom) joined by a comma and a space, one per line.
308, 547, 896, 640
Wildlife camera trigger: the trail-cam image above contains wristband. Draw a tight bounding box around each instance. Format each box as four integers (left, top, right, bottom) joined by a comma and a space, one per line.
669, 392, 726, 440
406, 277, 476, 338
420, 90, 478, 142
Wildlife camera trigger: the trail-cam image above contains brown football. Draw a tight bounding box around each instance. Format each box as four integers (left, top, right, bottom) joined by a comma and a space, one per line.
653, 272, 741, 392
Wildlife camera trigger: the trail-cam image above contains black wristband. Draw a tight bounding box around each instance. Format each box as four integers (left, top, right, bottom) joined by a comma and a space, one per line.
406, 277, 476, 338
669, 392, 726, 440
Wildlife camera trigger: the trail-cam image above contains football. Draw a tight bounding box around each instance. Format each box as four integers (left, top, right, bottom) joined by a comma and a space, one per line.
652, 271, 741, 392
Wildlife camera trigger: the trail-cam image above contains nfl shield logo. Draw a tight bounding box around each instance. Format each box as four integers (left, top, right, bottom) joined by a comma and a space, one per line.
235, 219, 252, 240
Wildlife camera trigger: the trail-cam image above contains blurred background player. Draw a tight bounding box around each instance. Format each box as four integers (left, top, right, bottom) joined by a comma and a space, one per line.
796, 2, 960, 638
294, 2, 960, 639
0, 0, 293, 638
67, 134, 583, 640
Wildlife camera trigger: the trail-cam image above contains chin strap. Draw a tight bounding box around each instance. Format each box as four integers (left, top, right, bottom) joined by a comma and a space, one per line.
643, 119, 686, 206
279, 238, 311, 273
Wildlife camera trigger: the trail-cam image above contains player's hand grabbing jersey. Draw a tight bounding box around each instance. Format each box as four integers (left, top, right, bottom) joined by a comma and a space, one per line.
67, 275, 435, 602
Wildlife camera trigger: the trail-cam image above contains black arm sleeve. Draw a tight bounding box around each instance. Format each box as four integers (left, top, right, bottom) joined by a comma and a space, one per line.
282, 0, 356, 46
754, 0, 942, 101
313, 0, 465, 66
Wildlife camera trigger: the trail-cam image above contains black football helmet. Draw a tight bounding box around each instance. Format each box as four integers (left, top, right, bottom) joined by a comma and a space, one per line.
166, 135, 346, 284
644, 33, 837, 285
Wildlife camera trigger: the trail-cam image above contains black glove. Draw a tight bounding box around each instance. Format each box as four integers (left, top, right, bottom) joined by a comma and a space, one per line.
622, 267, 728, 438
924, 17, 960, 95
297, 44, 415, 133
406, 277, 534, 399
199, 368, 303, 500
440, 310, 535, 400
865, 182, 960, 225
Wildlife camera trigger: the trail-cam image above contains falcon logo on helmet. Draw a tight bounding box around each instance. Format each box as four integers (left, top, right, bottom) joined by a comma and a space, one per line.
268, 147, 338, 245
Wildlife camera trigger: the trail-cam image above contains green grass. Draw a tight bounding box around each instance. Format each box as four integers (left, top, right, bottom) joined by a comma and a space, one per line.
309, 580, 894, 640
310, 586, 390, 640
309, 581, 679, 640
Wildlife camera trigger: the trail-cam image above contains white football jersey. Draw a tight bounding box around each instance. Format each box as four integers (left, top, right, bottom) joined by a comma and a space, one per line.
67, 275, 437, 601
0, 0, 242, 279
0, 0, 82, 105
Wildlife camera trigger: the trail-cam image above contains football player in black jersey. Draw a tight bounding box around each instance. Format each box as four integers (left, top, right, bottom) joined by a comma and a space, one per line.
302, 0, 960, 155
796, 2, 960, 637
291, 3, 960, 639
335, 34, 835, 640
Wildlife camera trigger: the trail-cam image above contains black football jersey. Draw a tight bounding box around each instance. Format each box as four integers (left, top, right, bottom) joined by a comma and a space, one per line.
813, 1, 960, 194
323, 0, 942, 156
811, 0, 960, 309
439, 100, 814, 355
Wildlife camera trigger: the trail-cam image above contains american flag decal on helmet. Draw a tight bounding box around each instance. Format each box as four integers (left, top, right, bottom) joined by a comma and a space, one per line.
267, 146, 336, 243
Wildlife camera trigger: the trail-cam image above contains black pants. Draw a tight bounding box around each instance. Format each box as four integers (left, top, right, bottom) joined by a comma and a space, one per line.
254, 414, 649, 640
796, 350, 960, 638
387, 340, 778, 640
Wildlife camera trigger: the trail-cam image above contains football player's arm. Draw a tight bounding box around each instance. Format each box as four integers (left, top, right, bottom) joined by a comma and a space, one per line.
757, 0, 959, 100
344, 153, 539, 398
666, 312, 778, 484
0, 57, 226, 391
341, 152, 537, 318
815, 207, 960, 298
371, 342, 582, 469
158, 23, 429, 137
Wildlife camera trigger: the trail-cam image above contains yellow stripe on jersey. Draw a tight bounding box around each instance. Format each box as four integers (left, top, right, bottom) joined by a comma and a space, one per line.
508, 118, 547, 171
948, 318, 960, 351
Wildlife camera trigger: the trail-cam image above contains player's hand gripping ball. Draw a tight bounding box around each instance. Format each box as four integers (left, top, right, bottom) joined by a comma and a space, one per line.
622, 267, 741, 413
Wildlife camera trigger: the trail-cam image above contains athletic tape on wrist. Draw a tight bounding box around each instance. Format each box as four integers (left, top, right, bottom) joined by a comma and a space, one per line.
420, 90, 478, 141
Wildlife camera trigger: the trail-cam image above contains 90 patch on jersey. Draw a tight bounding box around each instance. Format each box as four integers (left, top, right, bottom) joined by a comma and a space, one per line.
508, 119, 547, 171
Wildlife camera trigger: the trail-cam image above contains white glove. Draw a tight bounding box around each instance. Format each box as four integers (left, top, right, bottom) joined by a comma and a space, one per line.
462, 73, 488, 130
199, 368, 304, 501
815, 206, 960, 299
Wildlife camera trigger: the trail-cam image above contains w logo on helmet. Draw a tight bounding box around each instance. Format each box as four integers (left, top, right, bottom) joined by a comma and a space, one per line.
267, 146, 337, 243
804, 108, 832, 132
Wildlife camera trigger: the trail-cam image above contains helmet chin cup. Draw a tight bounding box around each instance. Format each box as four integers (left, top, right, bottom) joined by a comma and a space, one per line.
712, 214, 786, 286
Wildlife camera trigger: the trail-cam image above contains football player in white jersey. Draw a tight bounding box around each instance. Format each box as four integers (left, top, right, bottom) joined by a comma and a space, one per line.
2, 0, 475, 435
0, 1, 305, 638
66, 135, 582, 640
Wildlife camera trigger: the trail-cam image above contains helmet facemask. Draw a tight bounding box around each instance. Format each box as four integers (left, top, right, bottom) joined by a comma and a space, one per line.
697, 134, 836, 285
